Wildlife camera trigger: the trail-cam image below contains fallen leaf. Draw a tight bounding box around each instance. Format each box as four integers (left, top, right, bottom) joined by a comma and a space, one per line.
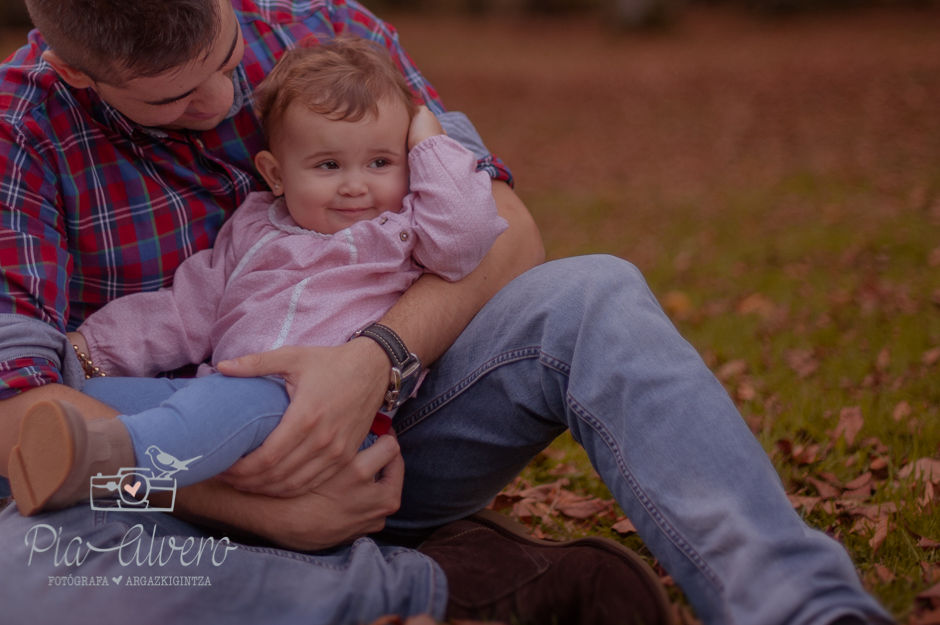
556, 497, 613, 519
924, 348, 940, 367
795, 444, 820, 465
869, 516, 890, 552
858, 437, 888, 454
930, 247, 940, 267
716, 359, 748, 381
538, 448, 566, 461
784, 349, 819, 379
845, 472, 872, 490
787, 494, 821, 513
662, 290, 692, 318
876, 347, 891, 372
925, 482, 937, 508
612, 518, 637, 535
919, 581, 940, 601
737, 382, 757, 401
874, 563, 895, 584
808, 477, 841, 499
870, 457, 888, 479
893, 400, 911, 422
833, 407, 864, 446
737, 293, 776, 319
843, 484, 873, 500
547, 463, 580, 477
899, 459, 940, 482
920, 538, 940, 550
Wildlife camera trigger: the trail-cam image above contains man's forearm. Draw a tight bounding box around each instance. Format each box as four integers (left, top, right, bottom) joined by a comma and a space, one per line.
0, 384, 119, 476
381, 181, 544, 365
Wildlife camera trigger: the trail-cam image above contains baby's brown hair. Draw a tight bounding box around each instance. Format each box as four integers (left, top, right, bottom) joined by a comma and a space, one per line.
254, 36, 420, 148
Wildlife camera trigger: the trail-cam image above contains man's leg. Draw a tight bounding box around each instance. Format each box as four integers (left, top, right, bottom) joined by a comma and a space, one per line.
0, 503, 446, 624
390, 255, 892, 625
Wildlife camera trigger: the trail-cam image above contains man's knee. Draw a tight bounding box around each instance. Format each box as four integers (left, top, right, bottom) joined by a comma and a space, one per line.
534, 254, 649, 298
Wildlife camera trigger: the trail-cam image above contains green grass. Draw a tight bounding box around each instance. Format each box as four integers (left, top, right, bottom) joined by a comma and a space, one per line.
511, 170, 940, 621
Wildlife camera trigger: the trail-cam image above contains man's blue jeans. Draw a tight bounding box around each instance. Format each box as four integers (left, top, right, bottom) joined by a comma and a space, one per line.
0, 256, 892, 625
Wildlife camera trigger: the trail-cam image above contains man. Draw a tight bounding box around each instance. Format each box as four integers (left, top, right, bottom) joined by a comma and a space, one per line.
0, 1, 891, 624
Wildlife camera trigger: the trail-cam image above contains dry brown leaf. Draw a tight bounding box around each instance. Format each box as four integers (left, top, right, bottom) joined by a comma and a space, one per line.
612, 518, 637, 535
737, 382, 757, 402
852, 502, 897, 520
716, 359, 748, 381
874, 563, 896, 584
736, 293, 776, 319
924, 347, 940, 367
784, 348, 820, 379
834, 407, 864, 447
556, 496, 613, 520
547, 463, 580, 477
869, 516, 891, 552
662, 290, 692, 318
490, 493, 523, 511
925, 482, 937, 508
843, 484, 873, 501
870, 457, 888, 479
787, 494, 821, 513
538, 447, 566, 461
893, 400, 912, 422
808, 477, 841, 499
899, 459, 940, 482
930, 247, 940, 268
919, 537, 940, 550
876, 347, 891, 372
794, 444, 820, 465
919, 581, 940, 601
845, 472, 873, 490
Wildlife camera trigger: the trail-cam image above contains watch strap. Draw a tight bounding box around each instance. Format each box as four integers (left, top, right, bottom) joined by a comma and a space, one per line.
355, 323, 416, 370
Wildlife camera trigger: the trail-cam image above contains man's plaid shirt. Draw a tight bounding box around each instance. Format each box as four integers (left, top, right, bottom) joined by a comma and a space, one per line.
0, 0, 512, 399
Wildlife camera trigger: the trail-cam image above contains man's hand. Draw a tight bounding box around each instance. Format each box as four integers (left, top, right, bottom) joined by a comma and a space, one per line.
214, 337, 391, 496
408, 105, 445, 151
170, 434, 405, 551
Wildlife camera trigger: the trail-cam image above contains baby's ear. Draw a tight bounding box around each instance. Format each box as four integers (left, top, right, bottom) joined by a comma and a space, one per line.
254, 150, 283, 196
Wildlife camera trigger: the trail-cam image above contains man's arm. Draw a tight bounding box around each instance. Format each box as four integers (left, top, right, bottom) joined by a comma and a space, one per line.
215, 182, 544, 496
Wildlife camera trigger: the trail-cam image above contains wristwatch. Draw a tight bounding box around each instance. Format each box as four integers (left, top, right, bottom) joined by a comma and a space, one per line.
352, 323, 422, 411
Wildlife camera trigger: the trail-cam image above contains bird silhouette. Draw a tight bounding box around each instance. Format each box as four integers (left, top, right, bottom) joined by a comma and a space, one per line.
145, 446, 203, 479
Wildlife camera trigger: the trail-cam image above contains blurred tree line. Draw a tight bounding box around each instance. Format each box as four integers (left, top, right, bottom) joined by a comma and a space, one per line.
0, 0, 937, 32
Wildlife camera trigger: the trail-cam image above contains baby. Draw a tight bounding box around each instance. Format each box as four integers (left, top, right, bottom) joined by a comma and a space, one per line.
8, 37, 506, 516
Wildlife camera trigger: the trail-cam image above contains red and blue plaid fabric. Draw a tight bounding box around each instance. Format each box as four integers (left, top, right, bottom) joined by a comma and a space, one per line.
0, 0, 513, 399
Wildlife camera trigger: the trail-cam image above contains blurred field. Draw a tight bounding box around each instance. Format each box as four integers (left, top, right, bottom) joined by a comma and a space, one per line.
3, 4, 940, 622
387, 5, 940, 622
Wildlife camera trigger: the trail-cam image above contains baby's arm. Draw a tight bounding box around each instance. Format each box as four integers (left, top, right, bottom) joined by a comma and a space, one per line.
77, 219, 239, 377
406, 108, 509, 282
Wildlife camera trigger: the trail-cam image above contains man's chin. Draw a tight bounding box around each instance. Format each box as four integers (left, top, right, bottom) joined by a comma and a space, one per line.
163, 112, 229, 132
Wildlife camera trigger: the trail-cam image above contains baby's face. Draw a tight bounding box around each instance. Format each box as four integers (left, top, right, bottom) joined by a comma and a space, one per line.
269, 98, 411, 234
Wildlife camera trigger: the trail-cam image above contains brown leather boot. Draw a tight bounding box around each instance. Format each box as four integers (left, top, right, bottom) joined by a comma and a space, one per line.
417, 508, 674, 625
7, 400, 134, 516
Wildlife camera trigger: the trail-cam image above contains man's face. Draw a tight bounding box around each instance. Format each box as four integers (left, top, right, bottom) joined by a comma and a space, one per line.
92, 0, 245, 130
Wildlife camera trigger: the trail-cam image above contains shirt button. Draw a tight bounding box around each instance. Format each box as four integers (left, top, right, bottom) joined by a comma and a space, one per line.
380, 217, 388, 225
400, 231, 409, 242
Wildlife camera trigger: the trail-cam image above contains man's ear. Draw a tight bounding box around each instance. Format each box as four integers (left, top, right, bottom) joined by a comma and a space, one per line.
41, 50, 96, 90
254, 150, 284, 196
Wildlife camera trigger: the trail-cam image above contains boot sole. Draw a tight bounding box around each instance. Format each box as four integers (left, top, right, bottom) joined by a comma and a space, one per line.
8, 401, 81, 516
469, 508, 675, 624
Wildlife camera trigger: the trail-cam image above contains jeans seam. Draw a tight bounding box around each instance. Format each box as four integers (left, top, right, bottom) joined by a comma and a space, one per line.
394, 347, 542, 434
564, 390, 727, 596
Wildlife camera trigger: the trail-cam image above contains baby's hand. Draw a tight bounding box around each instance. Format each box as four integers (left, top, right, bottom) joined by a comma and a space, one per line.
407, 105, 445, 151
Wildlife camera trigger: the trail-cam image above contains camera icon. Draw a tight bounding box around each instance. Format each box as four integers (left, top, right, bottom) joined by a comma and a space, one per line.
89, 467, 177, 512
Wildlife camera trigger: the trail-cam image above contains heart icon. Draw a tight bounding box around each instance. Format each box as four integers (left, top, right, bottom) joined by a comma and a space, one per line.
112, 576, 122, 585
124, 481, 141, 497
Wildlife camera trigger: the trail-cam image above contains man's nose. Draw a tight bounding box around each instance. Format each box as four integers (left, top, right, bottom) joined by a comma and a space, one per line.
188, 72, 234, 116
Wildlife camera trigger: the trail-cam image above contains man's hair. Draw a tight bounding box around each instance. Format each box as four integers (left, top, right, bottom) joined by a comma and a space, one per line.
253, 37, 419, 149
25, 0, 221, 86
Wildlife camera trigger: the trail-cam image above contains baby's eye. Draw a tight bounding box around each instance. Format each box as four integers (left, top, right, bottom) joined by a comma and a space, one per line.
317, 161, 339, 170
370, 158, 390, 168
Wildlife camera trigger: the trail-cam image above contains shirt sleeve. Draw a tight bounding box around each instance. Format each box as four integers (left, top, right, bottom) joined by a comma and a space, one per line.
78, 218, 239, 378
0, 119, 74, 399
405, 135, 508, 282
326, 0, 514, 187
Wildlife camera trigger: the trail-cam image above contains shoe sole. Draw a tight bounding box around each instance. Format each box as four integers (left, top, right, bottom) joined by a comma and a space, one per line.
469, 508, 675, 625
8, 401, 81, 517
